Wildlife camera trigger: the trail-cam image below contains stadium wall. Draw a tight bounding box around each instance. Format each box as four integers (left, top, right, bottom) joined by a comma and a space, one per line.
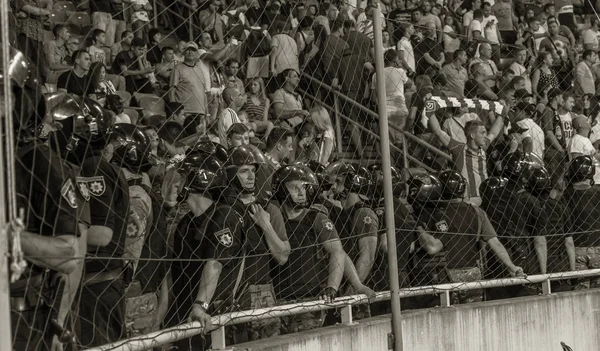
233, 289, 600, 351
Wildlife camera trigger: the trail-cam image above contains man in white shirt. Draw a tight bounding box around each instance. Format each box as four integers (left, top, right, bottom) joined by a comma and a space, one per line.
481, 2, 502, 65
218, 87, 246, 147
575, 50, 597, 98
569, 115, 600, 184
515, 102, 545, 162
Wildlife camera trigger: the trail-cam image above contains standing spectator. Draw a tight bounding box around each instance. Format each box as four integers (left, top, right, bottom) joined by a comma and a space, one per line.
315, 2, 339, 35
198, 0, 224, 43
296, 17, 316, 67
508, 46, 532, 93
525, 0, 546, 17
90, 0, 127, 47
574, 50, 597, 98
344, 19, 372, 60
217, 87, 246, 147
15, 0, 51, 72
582, 17, 599, 52
397, 22, 416, 75
155, 46, 177, 89
555, 0, 575, 32
481, 2, 502, 65
321, 19, 349, 85
272, 69, 310, 129
244, 21, 272, 80
223, 59, 245, 94
371, 49, 411, 143
515, 102, 545, 161
243, 77, 274, 138
111, 31, 134, 65
168, 42, 209, 123
112, 38, 156, 94
467, 9, 485, 43
415, 22, 444, 76
443, 16, 461, 58
88, 29, 108, 65
57, 50, 91, 96
146, 28, 163, 66
462, 0, 482, 30
357, 3, 383, 40
270, 20, 300, 85
429, 113, 505, 206
440, 50, 469, 97
418, 0, 442, 43
492, 0, 517, 45
44, 24, 73, 87
568, 116, 600, 185
469, 43, 499, 89
255, 127, 294, 201
130, 0, 153, 41
531, 51, 559, 100
539, 17, 573, 92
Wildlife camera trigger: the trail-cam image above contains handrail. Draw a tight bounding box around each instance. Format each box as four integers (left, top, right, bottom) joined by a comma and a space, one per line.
300, 88, 437, 172
86, 268, 600, 351
301, 72, 453, 162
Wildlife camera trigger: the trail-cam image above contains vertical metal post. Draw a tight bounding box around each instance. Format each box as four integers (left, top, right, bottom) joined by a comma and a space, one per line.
372, 2, 403, 351
153, 0, 158, 29
189, 7, 194, 42
333, 94, 344, 155
211, 326, 227, 349
0, 0, 14, 349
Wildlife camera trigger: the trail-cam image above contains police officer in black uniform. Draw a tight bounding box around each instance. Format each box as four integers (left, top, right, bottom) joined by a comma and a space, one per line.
9, 54, 86, 351
410, 170, 524, 307
563, 155, 600, 289
45, 92, 130, 347
481, 152, 547, 299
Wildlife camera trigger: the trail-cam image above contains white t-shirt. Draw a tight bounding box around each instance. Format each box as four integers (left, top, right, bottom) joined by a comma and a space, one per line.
569, 133, 600, 184
463, 11, 474, 28
442, 112, 479, 144
481, 15, 500, 44
443, 25, 461, 53
534, 26, 547, 51
218, 107, 242, 146
87, 45, 107, 65
468, 19, 483, 42
508, 62, 532, 93
582, 29, 600, 52
397, 37, 415, 73
372, 66, 409, 114
517, 118, 545, 161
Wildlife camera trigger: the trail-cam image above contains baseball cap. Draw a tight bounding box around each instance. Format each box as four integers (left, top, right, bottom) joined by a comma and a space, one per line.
182, 41, 199, 51
572, 115, 590, 131
514, 89, 533, 100
547, 87, 561, 100
515, 102, 536, 114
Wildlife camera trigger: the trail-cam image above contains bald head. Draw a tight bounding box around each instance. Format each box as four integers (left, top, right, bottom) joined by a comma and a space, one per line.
479, 43, 492, 59
223, 87, 240, 104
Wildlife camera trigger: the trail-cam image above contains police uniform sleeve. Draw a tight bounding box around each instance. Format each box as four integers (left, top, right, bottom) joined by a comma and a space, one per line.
475, 207, 498, 242
352, 207, 379, 240
313, 212, 340, 243
266, 202, 288, 242
80, 160, 119, 231
394, 202, 419, 231
200, 206, 244, 259
526, 195, 547, 236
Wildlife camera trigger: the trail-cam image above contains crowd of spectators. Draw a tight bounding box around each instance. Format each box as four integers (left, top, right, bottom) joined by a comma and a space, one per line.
6, 0, 600, 350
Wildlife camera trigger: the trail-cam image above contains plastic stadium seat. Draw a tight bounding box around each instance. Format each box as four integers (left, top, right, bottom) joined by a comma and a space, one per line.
53, 1, 76, 12
135, 93, 166, 116
66, 11, 91, 28
114, 91, 132, 107
123, 108, 140, 125
48, 10, 68, 26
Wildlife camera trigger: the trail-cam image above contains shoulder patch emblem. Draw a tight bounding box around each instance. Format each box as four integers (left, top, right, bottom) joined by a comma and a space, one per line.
75, 177, 90, 201
363, 216, 374, 225
435, 220, 449, 232
81, 176, 106, 196
375, 208, 384, 217
322, 220, 334, 231
61, 179, 78, 209
214, 228, 233, 247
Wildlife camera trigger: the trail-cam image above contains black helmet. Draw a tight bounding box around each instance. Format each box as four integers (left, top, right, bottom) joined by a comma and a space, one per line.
299, 160, 333, 205
523, 167, 552, 194
479, 176, 508, 201
188, 139, 229, 163
438, 170, 466, 200
109, 123, 153, 173
327, 161, 374, 198
367, 162, 404, 197
567, 155, 595, 184
272, 164, 318, 207
501, 151, 526, 180
224, 145, 265, 193
183, 154, 227, 195
406, 173, 442, 204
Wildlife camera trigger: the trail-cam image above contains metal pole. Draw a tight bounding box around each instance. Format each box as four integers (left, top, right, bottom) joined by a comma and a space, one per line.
372, 2, 403, 351
0, 0, 15, 349
333, 94, 343, 155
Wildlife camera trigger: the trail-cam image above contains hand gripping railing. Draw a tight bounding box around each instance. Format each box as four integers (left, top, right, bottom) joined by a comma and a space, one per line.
85, 269, 600, 351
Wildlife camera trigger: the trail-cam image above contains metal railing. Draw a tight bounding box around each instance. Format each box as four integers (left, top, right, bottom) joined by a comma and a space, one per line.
86, 269, 600, 351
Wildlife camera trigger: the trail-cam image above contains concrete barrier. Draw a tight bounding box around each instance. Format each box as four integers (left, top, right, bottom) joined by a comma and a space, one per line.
234, 289, 600, 351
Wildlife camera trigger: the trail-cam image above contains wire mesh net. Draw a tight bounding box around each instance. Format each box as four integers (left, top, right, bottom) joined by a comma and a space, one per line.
3, 0, 600, 349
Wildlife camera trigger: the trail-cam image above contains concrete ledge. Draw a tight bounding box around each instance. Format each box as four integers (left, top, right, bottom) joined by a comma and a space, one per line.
234, 289, 600, 351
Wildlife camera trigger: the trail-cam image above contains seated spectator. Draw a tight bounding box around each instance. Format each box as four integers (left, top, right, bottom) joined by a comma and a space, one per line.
105, 94, 131, 124
508, 47, 532, 93
531, 51, 559, 101
130, 0, 153, 41
270, 20, 300, 88
466, 62, 498, 100
568, 115, 600, 185
223, 59, 244, 93
166, 102, 186, 125
271, 69, 310, 129
169, 41, 209, 126
87, 62, 117, 104
310, 106, 335, 165
296, 122, 320, 163
574, 50, 597, 98
415, 22, 444, 76
87, 29, 108, 65
113, 37, 156, 94
65, 37, 82, 65
57, 50, 91, 96
582, 17, 599, 52
218, 87, 246, 146
111, 30, 134, 65
226, 123, 251, 148
243, 77, 274, 138
44, 24, 73, 87
469, 43, 499, 89
155, 46, 177, 89
440, 50, 469, 97
146, 28, 163, 65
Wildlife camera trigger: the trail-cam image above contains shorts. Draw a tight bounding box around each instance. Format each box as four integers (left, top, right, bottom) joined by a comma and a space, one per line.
11, 307, 52, 351
78, 279, 126, 348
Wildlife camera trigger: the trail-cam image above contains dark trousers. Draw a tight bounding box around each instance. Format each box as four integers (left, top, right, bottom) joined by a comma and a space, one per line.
12, 306, 52, 351
78, 279, 126, 348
